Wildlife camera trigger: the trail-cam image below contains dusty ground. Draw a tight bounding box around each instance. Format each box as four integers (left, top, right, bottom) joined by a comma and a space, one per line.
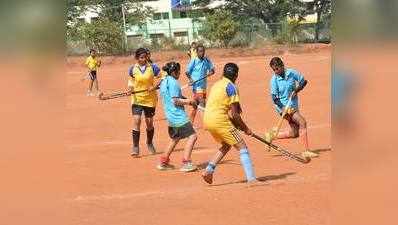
66, 45, 331, 225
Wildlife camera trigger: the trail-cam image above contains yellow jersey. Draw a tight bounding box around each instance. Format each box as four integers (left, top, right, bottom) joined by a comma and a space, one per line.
128, 63, 160, 107
203, 77, 240, 129
190, 48, 197, 59
85, 56, 100, 71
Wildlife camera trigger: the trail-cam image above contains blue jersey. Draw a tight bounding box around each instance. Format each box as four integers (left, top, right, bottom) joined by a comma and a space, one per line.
159, 75, 190, 127
128, 63, 161, 77
186, 57, 214, 92
270, 68, 305, 113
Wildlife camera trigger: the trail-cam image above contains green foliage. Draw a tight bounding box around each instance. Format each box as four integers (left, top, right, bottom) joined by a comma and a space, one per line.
305, 0, 332, 41
78, 18, 124, 54
67, 0, 154, 54
201, 10, 239, 47
85, 0, 154, 26
67, 0, 86, 38
195, 0, 307, 24
228, 32, 251, 48
274, 20, 304, 45
148, 37, 189, 51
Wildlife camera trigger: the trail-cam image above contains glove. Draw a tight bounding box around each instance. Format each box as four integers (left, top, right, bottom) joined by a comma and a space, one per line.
285, 106, 296, 116
189, 99, 198, 107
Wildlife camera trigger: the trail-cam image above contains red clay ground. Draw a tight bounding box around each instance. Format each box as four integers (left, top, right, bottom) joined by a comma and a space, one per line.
66, 45, 331, 225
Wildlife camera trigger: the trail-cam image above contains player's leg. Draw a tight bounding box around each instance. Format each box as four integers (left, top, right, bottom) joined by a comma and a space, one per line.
87, 79, 94, 96
157, 136, 179, 171
93, 78, 99, 95
182, 133, 198, 161
233, 138, 256, 183
87, 71, 95, 96
274, 114, 300, 139
202, 143, 231, 184
131, 105, 143, 157
179, 123, 198, 172
290, 112, 318, 158
202, 127, 256, 184
189, 101, 198, 124
143, 107, 156, 154
190, 92, 205, 124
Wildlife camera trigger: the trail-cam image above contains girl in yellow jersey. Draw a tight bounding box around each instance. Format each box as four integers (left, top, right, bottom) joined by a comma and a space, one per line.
187, 42, 197, 59
84, 49, 101, 96
202, 63, 257, 185
128, 48, 162, 157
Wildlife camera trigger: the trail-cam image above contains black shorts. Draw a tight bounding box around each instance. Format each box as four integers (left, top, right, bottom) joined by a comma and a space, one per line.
132, 104, 156, 118
168, 122, 196, 140
89, 71, 97, 80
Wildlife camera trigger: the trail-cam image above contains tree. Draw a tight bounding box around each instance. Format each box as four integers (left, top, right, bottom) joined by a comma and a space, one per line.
78, 18, 124, 54
306, 0, 332, 42
201, 10, 240, 47
84, 0, 154, 27
66, 0, 154, 54
196, 0, 307, 23
195, 0, 307, 36
67, 0, 87, 39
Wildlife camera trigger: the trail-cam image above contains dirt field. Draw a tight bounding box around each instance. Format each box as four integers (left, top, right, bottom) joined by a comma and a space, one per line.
66, 45, 331, 225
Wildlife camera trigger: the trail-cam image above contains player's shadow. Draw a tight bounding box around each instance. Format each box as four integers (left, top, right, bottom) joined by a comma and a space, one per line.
208, 172, 296, 187
174, 146, 209, 152
196, 160, 241, 171
135, 146, 209, 158
310, 147, 332, 154
270, 147, 331, 158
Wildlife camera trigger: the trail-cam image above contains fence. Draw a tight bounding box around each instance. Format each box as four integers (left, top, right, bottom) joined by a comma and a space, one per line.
67, 21, 330, 56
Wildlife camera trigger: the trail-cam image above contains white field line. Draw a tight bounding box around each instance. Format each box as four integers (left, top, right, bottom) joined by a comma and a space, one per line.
68, 171, 330, 203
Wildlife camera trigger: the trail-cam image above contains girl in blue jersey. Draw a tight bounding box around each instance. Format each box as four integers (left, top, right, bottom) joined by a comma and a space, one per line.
157, 61, 198, 172
185, 44, 215, 124
266, 57, 318, 158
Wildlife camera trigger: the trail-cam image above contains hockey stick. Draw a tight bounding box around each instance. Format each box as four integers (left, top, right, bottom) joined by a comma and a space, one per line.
251, 133, 311, 164
98, 89, 148, 101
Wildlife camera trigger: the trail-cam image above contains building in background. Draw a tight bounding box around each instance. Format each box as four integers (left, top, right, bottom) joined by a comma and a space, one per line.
78, 0, 320, 45
80, 0, 224, 45
127, 0, 209, 45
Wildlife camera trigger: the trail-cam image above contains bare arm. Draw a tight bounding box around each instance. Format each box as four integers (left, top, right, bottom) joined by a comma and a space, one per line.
229, 102, 251, 135
208, 68, 215, 76
148, 78, 162, 92
127, 75, 135, 93
294, 79, 308, 94
173, 97, 196, 107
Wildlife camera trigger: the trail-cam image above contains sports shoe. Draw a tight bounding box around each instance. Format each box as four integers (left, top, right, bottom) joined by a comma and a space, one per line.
201, 171, 213, 184
147, 143, 157, 155
301, 150, 319, 158
157, 163, 175, 171
179, 162, 197, 172
131, 146, 139, 157
246, 179, 267, 188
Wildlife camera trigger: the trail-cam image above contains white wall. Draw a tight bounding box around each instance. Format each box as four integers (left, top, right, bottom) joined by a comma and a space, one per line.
139, 0, 172, 12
